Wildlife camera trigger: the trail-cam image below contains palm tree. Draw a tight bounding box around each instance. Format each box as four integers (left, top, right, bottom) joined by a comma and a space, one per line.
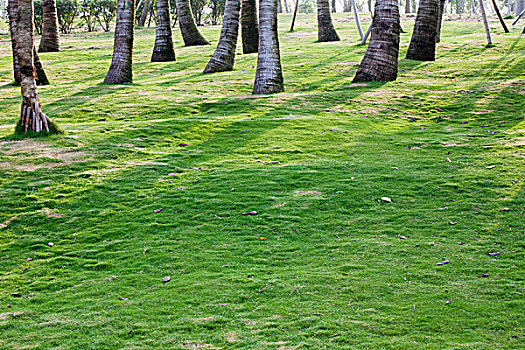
175, 0, 210, 45
352, 0, 400, 82
204, 0, 241, 73
8, 0, 49, 85
406, 0, 439, 61
15, 0, 60, 135
435, 0, 445, 42
138, 0, 152, 26
39, 0, 60, 52
317, 0, 340, 41
105, 0, 135, 83
241, 0, 259, 53
253, 0, 284, 94
152, 0, 176, 61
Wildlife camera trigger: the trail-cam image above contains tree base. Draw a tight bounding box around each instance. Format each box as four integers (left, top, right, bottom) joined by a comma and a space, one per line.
184, 39, 210, 46
151, 50, 177, 62
38, 47, 60, 53
15, 100, 62, 136
318, 30, 340, 42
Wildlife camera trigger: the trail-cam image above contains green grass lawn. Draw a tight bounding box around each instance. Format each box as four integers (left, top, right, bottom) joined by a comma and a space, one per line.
0, 13, 524, 349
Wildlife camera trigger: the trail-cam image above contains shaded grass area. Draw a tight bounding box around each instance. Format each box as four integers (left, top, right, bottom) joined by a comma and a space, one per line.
0, 14, 524, 349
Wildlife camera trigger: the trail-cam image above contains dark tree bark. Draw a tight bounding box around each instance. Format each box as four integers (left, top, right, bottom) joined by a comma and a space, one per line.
490, 0, 509, 33
278, 0, 282, 12
290, 0, 299, 30
317, 0, 340, 41
241, 0, 259, 53
204, 0, 241, 73
138, 0, 151, 26
331, 0, 336, 12
175, 0, 209, 45
406, 0, 439, 61
435, 0, 445, 42
352, 0, 400, 82
15, 0, 59, 135
405, 0, 411, 13
105, 0, 135, 83
152, 0, 176, 61
8, 0, 48, 85
253, 0, 284, 94
39, 0, 60, 52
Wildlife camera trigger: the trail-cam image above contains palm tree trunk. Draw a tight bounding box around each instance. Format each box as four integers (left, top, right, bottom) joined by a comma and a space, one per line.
317, 0, 340, 41
8, 0, 48, 85
352, 0, 400, 82
490, 0, 509, 32
138, 0, 151, 26
278, 0, 282, 12
105, 0, 135, 83
331, 0, 336, 12
175, 0, 209, 45
253, 0, 284, 94
479, 0, 492, 45
290, 0, 299, 30
241, 0, 259, 53
15, 0, 59, 135
38, 0, 59, 52
406, 0, 439, 61
435, 0, 445, 42
405, 0, 411, 13
152, 0, 176, 61
352, 0, 364, 39
204, 0, 241, 73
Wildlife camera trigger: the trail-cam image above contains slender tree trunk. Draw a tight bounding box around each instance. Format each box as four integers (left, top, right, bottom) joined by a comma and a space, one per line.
241, 0, 259, 53
253, 0, 284, 94
138, 0, 151, 26
15, 0, 59, 135
457, 0, 464, 14
490, 0, 509, 32
406, 0, 439, 61
343, 0, 351, 12
353, 0, 364, 39
405, 0, 411, 12
479, 0, 492, 45
353, 0, 400, 82
516, 0, 524, 15
332, 0, 336, 12
290, 0, 299, 30
284, 0, 290, 12
359, 20, 372, 44
38, 0, 59, 52
105, 0, 135, 83
435, 0, 445, 42
152, 0, 176, 61
8, 0, 48, 85
278, 0, 282, 12
204, 0, 240, 72
176, 0, 209, 45
317, 0, 340, 41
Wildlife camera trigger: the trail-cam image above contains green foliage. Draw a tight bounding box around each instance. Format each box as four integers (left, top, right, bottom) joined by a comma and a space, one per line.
298, 0, 315, 13
0, 15, 524, 349
34, 0, 44, 35
191, 0, 207, 25
80, 0, 117, 32
56, 0, 80, 33
208, 0, 225, 25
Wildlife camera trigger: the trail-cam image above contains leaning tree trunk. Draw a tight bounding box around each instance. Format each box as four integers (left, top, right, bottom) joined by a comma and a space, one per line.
204, 0, 241, 73
352, 0, 400, 82
15, 0, 59, 135
406, 0, 439, 61
105, 0, 135, 83
241, 0, 259, 53
138, 0, 151, 26
317, 0, 340, 41
253, 0, 284, 94
8, 0, 48, 85
352, 0, 364, 39
175, 0, 209, 45
491, 0, 509, 33
479, 0, 492, 45
435, 0, 445, 42
152, 0, 176, 61
39, 0, 59, 52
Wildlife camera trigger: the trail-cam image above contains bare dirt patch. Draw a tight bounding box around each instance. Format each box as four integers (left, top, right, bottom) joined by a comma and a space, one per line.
295, 190, 322, 195
181, 341, 217, 349
0, 216, 17, 229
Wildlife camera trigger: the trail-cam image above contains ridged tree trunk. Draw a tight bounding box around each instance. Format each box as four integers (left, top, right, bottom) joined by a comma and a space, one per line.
204, 0, 241, 73
152, 0, 176, 61
138, 0, 151, 26
352, 0, 400, 82
38, 0, 59, 52
241, 0, 259, 53
104, 0, 135, 83
15, 0, 59, 135
435, 0, 445, 42
406, 0, 439, 61
253, 0, 284, 94
317, 0, 340, 41
175, 0, 209, 45
8, 0, 49, 85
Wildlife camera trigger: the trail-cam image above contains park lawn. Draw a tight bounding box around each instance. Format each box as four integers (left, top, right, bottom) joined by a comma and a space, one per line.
0, 13, 524, 349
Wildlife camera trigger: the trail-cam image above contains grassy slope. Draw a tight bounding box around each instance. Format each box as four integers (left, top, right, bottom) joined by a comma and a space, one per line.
0, 14, 524, 349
